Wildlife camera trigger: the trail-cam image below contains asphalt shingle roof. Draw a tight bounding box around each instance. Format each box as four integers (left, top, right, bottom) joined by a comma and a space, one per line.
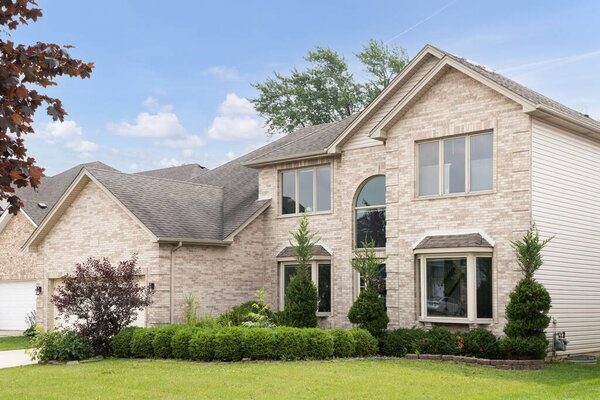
415, 233, 492, 250
277, 245, 331, 258
136, 163, 208, 181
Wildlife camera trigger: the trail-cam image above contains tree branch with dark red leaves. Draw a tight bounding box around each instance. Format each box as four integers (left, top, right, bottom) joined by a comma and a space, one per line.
0, 0, 94, 213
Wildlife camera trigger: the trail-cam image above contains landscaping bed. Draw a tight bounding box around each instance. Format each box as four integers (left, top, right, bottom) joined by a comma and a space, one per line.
405, 354, 545, 370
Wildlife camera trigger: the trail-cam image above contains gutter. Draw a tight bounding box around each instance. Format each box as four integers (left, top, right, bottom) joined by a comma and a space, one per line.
529, 104, 600, 136
169, 241, 183, 324
157, 237, 233, 246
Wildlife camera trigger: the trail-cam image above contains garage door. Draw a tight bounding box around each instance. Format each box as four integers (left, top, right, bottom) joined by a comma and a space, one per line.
0, 281, 36, 330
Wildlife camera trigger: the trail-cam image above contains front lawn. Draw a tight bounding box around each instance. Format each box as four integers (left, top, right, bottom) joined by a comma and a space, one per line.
1, 359, 599, 399
0, 336, 30, 351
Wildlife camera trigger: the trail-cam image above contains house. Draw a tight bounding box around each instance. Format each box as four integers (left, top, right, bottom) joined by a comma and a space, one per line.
5, 44, 600, 355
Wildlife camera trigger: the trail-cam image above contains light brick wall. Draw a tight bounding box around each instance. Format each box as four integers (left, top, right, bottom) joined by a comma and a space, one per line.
0, 211, 36, 281
33, 180, 160, 329
259, 67, 531, 333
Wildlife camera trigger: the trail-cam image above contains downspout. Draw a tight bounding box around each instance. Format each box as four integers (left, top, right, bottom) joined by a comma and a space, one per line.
170, 241, 183, 324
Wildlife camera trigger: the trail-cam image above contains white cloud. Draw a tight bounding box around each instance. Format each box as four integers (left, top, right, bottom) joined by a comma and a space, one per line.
158, 157, 185, 168
37, 120, 99, 154
207, 94, 265, 142
107, 98, 205, 150
206, 66, 240, 81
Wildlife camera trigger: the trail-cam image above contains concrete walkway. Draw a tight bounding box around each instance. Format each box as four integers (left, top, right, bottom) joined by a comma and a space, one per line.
0, 350, 37, 369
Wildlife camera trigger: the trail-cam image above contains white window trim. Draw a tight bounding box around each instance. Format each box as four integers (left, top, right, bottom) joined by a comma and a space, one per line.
417, 252, 493, 324
279, 164, 333, 216
278, 260, 333, 317
416, 131, 495, 199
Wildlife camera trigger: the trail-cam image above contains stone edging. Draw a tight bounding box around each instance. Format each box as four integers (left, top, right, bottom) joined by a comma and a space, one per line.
38, 358, 103, 366
406, 354, 546, 370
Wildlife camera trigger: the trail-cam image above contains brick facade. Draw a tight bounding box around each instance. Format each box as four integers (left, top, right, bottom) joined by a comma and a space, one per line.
0, 211, 36, 281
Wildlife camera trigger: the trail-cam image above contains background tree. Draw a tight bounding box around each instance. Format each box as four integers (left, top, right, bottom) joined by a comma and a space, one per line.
348, 240, 389, 336
0, 0, 94, 214
284, 214, 319, 328
52, 255, 153, 356
502, 223, 553, 359
251, 39, 409, 134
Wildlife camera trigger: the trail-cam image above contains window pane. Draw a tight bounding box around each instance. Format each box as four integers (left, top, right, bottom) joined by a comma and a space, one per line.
316, 166, 331, 212
418, 142, 439, 196
470, 133, 493, 191
356, 176, 385, 207
443, 137, 465, 194
476, 257, 493, 319
426, 257, 467, 317
283, 264, 301, 306
318, 264, 331, 313
281, 171, 296, 214
298, 169, 314, 213
355, 208, 386, 248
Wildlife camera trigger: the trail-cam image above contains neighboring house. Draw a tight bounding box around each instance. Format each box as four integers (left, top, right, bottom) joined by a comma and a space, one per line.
12, 44, 600, 355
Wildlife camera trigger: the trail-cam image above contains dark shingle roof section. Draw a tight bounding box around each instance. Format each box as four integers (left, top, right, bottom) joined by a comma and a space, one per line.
277, 245, 331, 258
415, 233, 492, 250
15, 162, 118, 224
87, 168, 225, 240
136, 163, 208, 181
433, 46, 600, 131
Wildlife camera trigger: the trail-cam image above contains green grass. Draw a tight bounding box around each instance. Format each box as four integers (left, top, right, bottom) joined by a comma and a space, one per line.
0, 336, 30, 351
0, 359, 599, 399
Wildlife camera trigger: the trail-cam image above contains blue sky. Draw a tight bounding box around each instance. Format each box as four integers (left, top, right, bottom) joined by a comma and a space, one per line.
13, 0, 600, 175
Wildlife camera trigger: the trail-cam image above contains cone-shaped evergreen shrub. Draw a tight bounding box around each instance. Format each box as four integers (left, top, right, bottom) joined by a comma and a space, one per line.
348, 289, 388, 337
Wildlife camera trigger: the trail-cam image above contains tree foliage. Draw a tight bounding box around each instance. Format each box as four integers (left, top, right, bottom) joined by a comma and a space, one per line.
251, 39, 409, 134
510, 222, 553, 280
0, 0, 94, 214
288, 213, 319, 271
51, 255, 153, 356
351, 239, 387, 291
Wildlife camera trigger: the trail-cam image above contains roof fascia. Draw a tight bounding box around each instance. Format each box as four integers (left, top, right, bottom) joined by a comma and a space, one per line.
326, 45, 445, 154
242, 151, 332, 168
156, 238, 233, 246
369, 57, 537, 140
526, 105, 600, 139
0, 209, 13, 233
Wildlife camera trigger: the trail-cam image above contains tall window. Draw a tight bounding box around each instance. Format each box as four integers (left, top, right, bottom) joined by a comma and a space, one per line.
417, 132, 493, 197
358, 264, 387, 310
417, 253, 493, 321
355, 176, 386, 248
280, 262, 332, 314
281, 165, 331, 215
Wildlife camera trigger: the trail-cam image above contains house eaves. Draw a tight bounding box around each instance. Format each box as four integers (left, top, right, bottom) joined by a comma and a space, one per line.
242, 151, 332, 168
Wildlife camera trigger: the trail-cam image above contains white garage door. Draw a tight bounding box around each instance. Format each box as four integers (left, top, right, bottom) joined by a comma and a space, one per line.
0, 281, 36, 330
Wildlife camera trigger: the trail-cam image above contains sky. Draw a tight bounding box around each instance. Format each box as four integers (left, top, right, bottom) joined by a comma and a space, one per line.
11, 0, 600, 175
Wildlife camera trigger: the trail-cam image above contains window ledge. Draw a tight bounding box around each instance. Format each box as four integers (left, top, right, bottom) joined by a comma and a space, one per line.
277, 211, 333, 219
414, 190, 495, 201
418, 317, 493, 325
317, 312, 332, 318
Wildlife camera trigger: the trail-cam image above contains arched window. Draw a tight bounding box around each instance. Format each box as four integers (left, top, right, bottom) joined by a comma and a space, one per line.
354, 176, 386, 248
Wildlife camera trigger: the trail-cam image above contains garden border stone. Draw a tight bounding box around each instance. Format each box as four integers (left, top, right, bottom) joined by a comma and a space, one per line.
407, 354, 545, 370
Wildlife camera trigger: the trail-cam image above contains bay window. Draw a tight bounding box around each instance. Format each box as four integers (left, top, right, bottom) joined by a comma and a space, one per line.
417, 253, 493, 322
279, 262, 332, 315
417, 132, 493, 197
281, 165, 331, 215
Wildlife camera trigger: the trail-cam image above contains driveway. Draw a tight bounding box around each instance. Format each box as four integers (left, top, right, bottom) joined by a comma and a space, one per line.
0, 350, 37, 369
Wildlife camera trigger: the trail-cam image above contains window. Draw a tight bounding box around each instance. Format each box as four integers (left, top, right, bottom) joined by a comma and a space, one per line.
417, 132, 493, 197
280, 262, 332, 314
355, 176, 386, 248
417, 253, 493, 322
281, 166, 331, 215
358, 264, 387, 310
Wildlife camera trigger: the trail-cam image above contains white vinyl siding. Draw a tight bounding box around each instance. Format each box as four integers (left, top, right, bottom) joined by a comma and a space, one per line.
532, 119, 600, 355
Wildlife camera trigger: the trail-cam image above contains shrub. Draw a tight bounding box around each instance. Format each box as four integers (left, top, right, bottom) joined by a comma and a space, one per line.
380, 328, 426, 357
504, 224, 552, 360
51, 256, 153, 356
416, 327, 459, 355
242, 288, 276, 329
331, 329, 355, 358
273, 310, 291, 327
189, 329, 216, 361
245, 328, 277, 360
112, 326, 139, 358
348, 289, 389, 337
462, 328, 501, 359
23, 310, 37, 337
218, 301, 257, 326
29, 329, 91, 361
171, 327, 196, 359
152, 325, 181, 359
350, 328, 378, 357
130, 328, 157, 358
276, 327, 308, 360
304, 328, 334, 359
213, 327, 245, 361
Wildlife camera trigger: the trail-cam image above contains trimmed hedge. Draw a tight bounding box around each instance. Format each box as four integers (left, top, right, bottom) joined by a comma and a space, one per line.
349, 328, 378, 357
214, 327, 245, 361
171, 326, 196, 359
331, 329, 355, 358
152, 325, 181, 359
461, 328, 502, 359
276, 327, 308, 360
417, 327, 460, 355
111, 326, 139, 358
130, 328, 158, 358
245, 328, 277, 360
304, 328, 334, 359
189, 329, 216, 361
380, 328, 426, 357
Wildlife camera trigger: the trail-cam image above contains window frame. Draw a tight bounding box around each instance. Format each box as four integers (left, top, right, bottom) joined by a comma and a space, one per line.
279, 164, 333, 216
278, 259, 333, 317
416, 131, 494, 198
353, 263, 387, 310
353, 175, 386, 249
416, 250, 494, 324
